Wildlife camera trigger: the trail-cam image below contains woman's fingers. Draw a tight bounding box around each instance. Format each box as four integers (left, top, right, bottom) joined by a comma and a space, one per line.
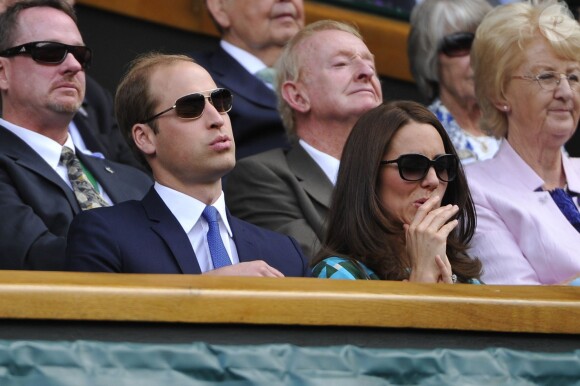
435, 254, 454, 284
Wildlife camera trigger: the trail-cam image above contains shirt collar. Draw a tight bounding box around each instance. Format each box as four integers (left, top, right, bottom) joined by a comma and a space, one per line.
0, 117, 75, 168
299, 139, 340, 185
220, 40, 268, 75
154, 182, 233, 236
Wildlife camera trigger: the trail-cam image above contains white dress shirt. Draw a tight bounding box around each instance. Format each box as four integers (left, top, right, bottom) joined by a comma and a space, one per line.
154, 182, 240, 272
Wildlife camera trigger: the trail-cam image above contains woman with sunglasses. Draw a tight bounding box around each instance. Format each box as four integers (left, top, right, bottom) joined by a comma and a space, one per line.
408, 0, 501, 165
311, 101, 482, 284
467, 1, 580, 285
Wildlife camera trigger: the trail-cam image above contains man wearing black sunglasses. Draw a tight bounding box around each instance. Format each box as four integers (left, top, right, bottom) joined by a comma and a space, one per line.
0, 0, 152, 270
66, 53, 309, 278
0, 0, 144, 170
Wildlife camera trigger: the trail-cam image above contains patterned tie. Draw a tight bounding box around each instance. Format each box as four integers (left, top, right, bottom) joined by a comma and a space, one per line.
201, 206, 232, 268
60, 146, 109, 210
549, 188, 580, 233
255, 67, 277, 89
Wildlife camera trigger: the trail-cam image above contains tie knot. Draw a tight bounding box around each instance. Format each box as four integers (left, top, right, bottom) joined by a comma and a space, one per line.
60, 146, 75, 165
255, 67, 277, 87
202, 205, 219, 223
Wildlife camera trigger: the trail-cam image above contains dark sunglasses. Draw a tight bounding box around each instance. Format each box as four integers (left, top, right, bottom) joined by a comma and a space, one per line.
0, 41, 92, 69
380, 154, 458, 182
439, 32, 474, 58
141, 88, 233, 123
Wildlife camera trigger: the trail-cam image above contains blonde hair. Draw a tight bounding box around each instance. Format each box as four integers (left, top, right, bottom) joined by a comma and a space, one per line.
472, 0, 580, 137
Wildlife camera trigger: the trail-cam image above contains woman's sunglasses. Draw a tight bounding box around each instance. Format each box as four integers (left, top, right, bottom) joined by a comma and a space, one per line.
438, 32, 474, 58
381, 153, 458, 182
0, 41, 92, 69
141, 88, 234, 123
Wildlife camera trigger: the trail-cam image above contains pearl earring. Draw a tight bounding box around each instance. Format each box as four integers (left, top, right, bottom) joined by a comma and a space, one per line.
503, 105, 508, 111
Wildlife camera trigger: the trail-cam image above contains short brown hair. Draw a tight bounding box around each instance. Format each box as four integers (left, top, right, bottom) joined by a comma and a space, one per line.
115, 52, 196, 167
0, 0, 76, 50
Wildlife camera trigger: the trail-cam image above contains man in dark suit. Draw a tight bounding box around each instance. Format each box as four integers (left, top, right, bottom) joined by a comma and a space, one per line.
66, 53, 309, 277
191, 0, 304, 159
224, 21, 383, 259
0, 0, 152, 270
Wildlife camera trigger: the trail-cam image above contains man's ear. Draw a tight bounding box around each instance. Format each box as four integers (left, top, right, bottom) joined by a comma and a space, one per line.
281, 81, 310, 113
0, 58, 10, 91
132, 123, 156, 156
206, 0, 231, 30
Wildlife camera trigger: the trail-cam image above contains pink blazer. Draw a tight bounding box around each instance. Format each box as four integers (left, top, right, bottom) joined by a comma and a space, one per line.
465, 141, 580, 284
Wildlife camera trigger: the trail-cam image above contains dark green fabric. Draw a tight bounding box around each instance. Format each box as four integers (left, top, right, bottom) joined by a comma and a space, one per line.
0, 340, 578, 385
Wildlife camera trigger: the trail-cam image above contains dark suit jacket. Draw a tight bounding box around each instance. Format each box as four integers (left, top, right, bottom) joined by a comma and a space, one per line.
73, 76, 145, 170
191, 46, 289, 159
0, 126, 153, 271
224, 145, 333, 259
66, 188, 310, 277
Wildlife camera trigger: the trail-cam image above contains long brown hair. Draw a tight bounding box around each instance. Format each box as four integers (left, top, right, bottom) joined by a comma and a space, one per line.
312, 101, 482, 282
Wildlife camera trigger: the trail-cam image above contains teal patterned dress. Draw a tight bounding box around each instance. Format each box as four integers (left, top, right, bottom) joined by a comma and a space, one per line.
313, 256, 481, 283
312, 257, 380, 280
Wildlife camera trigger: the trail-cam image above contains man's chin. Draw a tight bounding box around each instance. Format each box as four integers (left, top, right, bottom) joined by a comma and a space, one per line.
48, 101, 83, 115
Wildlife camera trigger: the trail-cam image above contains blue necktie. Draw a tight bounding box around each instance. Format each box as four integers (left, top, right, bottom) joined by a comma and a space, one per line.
549, 188, 580, 233
201, 206, 232, 268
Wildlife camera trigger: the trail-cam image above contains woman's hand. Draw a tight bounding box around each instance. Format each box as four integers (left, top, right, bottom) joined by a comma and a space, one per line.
405, 195, 458, 283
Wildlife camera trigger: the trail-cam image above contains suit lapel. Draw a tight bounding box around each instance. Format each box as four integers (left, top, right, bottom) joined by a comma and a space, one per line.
78, 151, 120, 200
287, 145, 334, 209
0, 126, 80, 212
141, 188, 202, 274
228, 212, 257, 263
72, 104, 110, 158
209, 47, 277, 110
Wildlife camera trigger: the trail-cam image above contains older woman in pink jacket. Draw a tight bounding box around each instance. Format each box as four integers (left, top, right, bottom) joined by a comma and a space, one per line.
467, 1, 580, 285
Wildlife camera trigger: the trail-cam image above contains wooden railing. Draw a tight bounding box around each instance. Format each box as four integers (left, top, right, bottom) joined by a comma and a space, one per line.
75, 0, 413, 82
1, 270, 578, 334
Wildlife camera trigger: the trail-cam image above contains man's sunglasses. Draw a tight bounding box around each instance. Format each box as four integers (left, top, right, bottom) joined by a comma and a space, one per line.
0, 41, 92, 69
141, 88, 233, 123
380, 154, 458, 182
439, 32, 474, 58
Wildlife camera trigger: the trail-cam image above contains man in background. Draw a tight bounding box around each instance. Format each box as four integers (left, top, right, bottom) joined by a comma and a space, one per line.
191, 0, 304, 159
224, 20, 383, 258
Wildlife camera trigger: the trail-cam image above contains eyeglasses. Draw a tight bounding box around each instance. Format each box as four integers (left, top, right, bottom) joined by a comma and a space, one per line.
438, 32, 474, 58
0, 41, 92, 69
380, 154, 458, 182
512, 71, 580, 92
141, 88, 233, 123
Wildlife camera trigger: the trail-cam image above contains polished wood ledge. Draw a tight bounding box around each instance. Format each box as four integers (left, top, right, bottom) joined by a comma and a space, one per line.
76, 0, 413, 82
0, 270, 578, 334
